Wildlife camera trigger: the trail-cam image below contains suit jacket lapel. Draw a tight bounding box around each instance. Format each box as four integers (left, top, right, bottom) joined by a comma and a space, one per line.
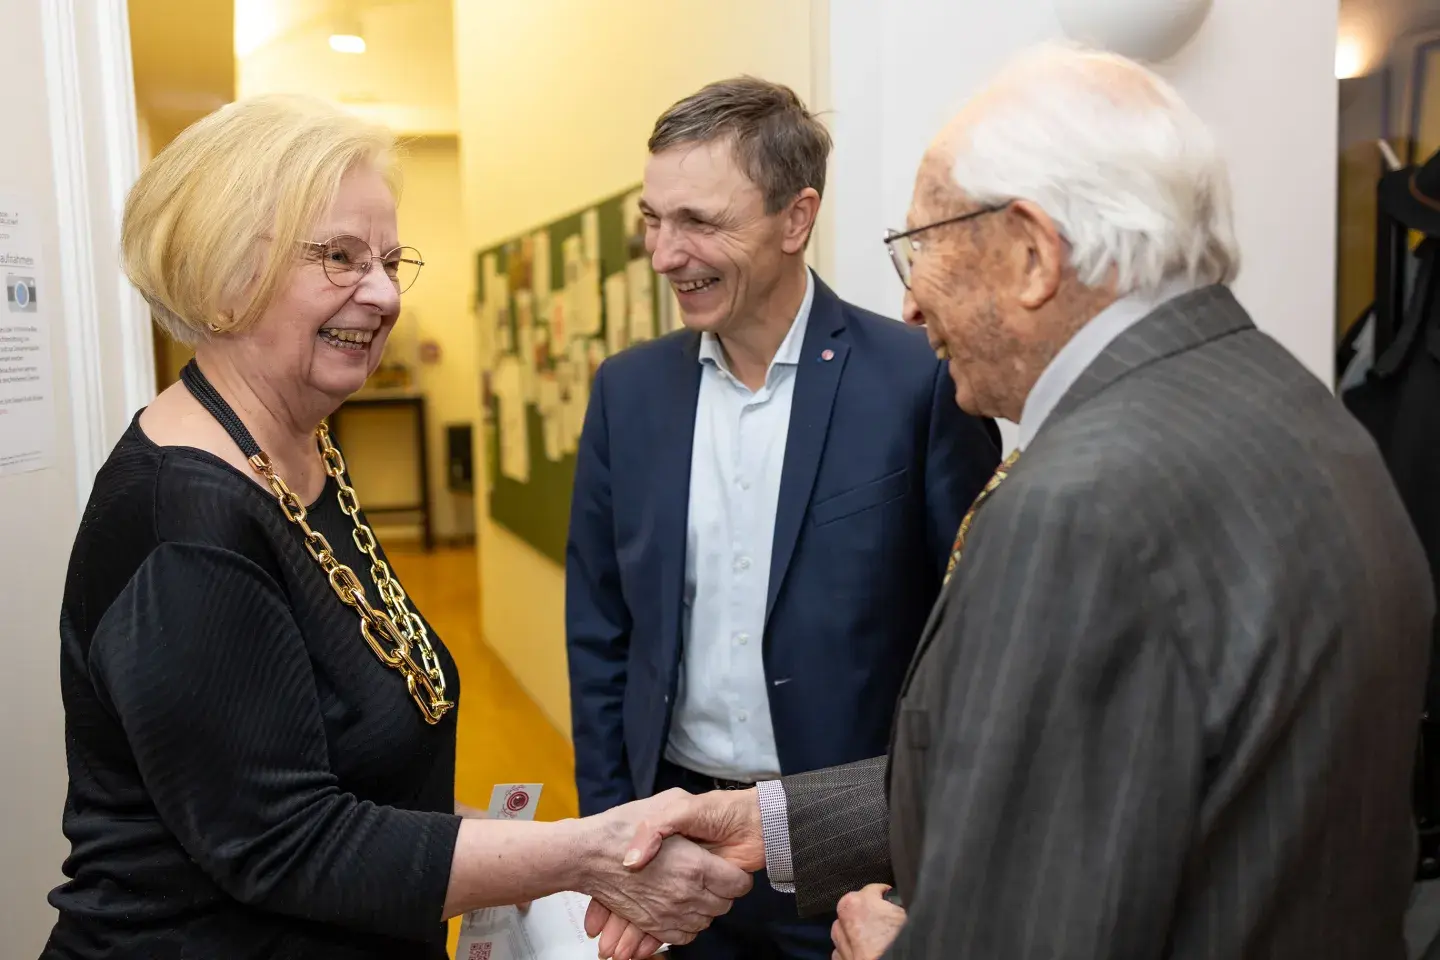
766, 279, 849, 624
1038, 284, 1256, 445
887, 286, 1256, 792
657, 333, 704, 675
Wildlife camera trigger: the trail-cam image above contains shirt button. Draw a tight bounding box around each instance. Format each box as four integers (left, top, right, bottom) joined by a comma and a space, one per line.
735, 633, 749, 646
737, 478, 751, 490
737, 711, 749, 723
735, 557, 752, 571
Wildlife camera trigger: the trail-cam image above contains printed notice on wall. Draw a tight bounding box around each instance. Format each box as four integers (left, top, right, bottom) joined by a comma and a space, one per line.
0, 193, 55, 476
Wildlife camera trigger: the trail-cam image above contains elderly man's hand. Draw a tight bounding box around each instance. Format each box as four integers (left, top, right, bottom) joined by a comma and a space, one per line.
578, 789, 765, 958
831, 884, 905, 960
577, 794, 753, 956
583, 833, 747, 955
617, 787, 765, 873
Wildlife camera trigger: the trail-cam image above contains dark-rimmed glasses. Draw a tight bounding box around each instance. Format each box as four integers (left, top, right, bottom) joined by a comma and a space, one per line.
299, 235, 425, 294
883, 205, 1006, 289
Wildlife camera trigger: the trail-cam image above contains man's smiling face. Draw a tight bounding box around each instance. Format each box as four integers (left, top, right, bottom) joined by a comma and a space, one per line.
640, 137, 792, 337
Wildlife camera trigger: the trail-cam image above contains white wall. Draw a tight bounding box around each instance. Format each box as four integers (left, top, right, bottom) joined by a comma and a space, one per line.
828, 0, 1341, 420
453, 0, 824, 732
0, 3, 76, 951
0, 1, 149, 954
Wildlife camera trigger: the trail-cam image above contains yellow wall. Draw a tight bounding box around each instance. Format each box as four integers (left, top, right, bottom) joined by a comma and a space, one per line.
453, 0, 820, 733
396, 136, 479, 542
338, 137, 477, 545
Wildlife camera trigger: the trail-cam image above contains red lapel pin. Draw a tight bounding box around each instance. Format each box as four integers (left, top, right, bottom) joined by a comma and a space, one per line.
820, 349, 835, 362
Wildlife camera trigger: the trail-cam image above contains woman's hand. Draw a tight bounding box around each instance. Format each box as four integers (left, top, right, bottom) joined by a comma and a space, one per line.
576, 806, 752, 950
578, 789, 765, 958
440, 792, 749, 950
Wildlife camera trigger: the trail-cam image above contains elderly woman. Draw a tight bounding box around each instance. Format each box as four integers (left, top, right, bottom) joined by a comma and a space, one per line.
41, 94, 746, 960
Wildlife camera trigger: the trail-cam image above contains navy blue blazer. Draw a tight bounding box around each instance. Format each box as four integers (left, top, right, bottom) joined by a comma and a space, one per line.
566, 277, 1001, 815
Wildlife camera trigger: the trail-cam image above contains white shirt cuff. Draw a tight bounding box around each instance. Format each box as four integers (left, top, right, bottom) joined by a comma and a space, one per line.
756, 779, 795, 893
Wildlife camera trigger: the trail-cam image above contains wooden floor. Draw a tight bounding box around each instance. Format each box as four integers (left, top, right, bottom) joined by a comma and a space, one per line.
386, 545, 578, 955
388, 544, 579, 820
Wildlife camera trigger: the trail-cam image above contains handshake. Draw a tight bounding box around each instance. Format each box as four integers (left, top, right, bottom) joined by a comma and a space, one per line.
572, 786, 764, 960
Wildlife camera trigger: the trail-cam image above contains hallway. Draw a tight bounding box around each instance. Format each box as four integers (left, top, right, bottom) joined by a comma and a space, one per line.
387, 546, 579, 954
388, 546, 579, 822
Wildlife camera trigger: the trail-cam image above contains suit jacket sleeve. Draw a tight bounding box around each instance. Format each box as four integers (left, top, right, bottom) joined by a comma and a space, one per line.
566, 363, 637, 815
781, 755, 893, 917
922, 359, 1001, 576
886, 490, 1203, 959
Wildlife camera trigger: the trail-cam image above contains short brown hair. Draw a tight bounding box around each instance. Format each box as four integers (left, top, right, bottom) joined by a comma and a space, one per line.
648, 77, 831, 213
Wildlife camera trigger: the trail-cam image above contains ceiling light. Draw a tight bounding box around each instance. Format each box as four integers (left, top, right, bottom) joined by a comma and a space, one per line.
1335, 36, 1365, 79
329, 33, 366, 54
234, 1, 283, 58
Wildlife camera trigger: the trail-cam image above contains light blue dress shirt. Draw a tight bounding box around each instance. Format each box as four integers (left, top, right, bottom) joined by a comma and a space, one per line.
664, 270, 817, 783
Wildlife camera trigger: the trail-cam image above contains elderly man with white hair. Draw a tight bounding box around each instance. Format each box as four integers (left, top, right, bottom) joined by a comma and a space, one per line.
585, 42, 1435, 960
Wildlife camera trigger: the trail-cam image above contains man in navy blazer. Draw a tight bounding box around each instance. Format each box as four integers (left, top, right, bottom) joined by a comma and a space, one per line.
566, 77, 1000, 959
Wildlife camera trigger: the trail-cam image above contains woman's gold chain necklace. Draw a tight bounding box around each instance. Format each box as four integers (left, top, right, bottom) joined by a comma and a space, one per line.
245, 422, 453, 725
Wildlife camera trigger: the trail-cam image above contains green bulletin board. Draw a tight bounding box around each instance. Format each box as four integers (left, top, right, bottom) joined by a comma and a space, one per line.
476, 186, 668, 564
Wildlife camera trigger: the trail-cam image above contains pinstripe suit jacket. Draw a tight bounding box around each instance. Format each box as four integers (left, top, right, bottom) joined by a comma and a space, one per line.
780, 286, 1435, 958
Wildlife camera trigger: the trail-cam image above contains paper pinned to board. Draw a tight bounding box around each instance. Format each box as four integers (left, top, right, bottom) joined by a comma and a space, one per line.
575, 260, 602, 338
561, 235, 602, 339
555, 356, 584, 456
492, 356, 530, 484
581, 208, 601, 263
456, 784, 670, 959
531, 230, 552, 302
516, 325, 538, 404
537, 375, 563, 462
548, 296, 568, 360
603, 271, 628, 357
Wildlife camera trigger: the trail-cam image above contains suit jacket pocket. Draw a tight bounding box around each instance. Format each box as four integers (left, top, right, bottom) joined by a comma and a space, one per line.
809, 468, 910, 527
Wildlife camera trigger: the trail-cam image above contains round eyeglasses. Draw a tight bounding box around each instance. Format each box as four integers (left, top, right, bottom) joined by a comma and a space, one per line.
883, 205, 1006, 289
299, 235, 425, 294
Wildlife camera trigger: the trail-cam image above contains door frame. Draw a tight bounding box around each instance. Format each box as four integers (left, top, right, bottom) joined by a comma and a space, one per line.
40, 0, 154, 512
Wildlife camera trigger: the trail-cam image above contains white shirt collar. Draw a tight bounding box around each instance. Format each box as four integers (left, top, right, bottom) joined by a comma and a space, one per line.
699, 268, 815, 376
1018, 279, 1197, 450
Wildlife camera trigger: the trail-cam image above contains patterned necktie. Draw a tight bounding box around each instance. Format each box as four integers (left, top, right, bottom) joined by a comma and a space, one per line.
943, 449, 1021, 585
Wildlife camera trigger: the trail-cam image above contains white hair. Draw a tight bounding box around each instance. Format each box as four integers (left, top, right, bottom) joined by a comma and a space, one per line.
949, 42, 1240, 297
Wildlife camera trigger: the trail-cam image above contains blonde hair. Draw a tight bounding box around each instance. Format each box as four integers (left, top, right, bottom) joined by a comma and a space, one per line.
122, 93, 399, 344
